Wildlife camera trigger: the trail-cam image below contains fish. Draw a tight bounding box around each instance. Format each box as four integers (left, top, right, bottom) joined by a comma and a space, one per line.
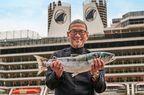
34, 52, 115, 76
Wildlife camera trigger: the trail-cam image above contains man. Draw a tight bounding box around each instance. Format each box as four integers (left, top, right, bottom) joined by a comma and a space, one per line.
46, 19, 106, 95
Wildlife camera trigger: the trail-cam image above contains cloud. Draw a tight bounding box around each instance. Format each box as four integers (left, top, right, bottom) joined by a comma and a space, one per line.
0, 0, 144, 37
0, 0, 48, 37
107, 0, 144, 26
0, 17, 47, 37
0, 0, 42, 8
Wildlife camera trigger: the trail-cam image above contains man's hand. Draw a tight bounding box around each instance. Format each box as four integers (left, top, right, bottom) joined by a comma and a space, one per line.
90, 58, 105, 75
50, 59, 63, 78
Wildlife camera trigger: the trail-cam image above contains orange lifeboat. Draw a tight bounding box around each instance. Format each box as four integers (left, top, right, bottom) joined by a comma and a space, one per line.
12, 88, 41, 94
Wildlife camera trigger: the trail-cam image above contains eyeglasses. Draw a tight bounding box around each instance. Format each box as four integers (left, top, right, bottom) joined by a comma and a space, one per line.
69, 29, 86, 36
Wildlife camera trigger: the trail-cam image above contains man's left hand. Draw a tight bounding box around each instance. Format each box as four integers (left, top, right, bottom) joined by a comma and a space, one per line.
90, 58, 105, 75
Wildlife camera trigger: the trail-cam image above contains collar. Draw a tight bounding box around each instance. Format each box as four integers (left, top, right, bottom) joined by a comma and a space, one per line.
70, 46, 84, 54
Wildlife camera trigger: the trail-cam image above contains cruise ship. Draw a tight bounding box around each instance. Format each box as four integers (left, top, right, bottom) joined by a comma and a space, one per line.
0, 0, 144, 95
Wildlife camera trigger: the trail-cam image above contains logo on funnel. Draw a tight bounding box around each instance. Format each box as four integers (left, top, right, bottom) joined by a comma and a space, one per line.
54, 9, 67, 24
85, 7, 97, 22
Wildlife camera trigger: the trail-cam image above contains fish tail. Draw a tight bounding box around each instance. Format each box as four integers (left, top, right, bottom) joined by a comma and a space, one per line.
34, 55, 48, 75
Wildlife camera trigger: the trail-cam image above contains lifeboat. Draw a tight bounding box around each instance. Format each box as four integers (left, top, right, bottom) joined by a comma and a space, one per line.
12, 88, 41, 94
0, 88, 10, 94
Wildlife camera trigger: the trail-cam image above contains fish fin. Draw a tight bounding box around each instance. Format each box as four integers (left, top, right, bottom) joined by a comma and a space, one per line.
37, 67, 47, 75
37, 69, 43, 75
70, 54, 78, 57
34, 55, 48, 75
72, 73, 79, 77
52, 56, 57, 60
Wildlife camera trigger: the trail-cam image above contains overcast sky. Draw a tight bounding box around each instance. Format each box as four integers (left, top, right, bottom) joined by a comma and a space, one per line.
0, 0, 144, 37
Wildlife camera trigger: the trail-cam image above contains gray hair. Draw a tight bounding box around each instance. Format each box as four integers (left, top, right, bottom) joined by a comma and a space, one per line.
68, 19, 87, 31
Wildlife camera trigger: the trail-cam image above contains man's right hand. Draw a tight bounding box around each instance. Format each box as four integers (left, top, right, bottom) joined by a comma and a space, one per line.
50, 59, 63, 78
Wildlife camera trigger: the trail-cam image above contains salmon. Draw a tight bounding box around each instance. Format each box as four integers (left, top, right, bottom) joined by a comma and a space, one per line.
34, 52, 115, 76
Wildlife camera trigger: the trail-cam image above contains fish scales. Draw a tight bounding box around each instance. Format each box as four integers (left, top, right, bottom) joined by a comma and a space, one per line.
34, 52, 115, 76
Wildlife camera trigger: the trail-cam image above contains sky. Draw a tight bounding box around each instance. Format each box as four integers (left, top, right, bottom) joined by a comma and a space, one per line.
0, 0, 144, 37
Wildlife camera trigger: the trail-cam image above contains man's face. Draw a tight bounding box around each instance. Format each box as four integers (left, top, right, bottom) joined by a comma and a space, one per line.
67, 23, 88, 48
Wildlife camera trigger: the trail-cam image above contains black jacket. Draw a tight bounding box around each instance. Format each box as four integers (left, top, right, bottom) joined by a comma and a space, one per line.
45, 47, 106, 95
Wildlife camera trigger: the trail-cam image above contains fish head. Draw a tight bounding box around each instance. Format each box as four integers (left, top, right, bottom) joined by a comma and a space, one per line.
87, 52, 101, 60
100, 52, 115, 64
87, 52, 115, 64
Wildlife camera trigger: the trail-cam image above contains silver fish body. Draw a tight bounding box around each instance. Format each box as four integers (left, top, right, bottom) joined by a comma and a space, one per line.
34, 52, 115, 76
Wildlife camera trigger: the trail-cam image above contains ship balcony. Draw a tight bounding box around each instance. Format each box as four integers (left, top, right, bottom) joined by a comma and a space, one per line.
0, 76, 45, 81
106, 72, 144, 77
